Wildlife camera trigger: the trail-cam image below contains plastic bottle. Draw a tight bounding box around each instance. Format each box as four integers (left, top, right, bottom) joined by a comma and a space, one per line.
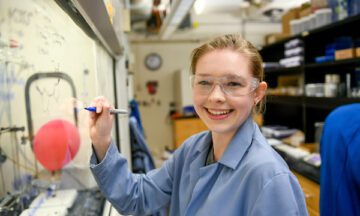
337, 0, 348, 20
348, 0, 360, 16
328, 0, 338, 21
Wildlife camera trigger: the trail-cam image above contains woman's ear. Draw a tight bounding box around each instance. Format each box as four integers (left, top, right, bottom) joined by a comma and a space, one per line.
254, 81, 267, 104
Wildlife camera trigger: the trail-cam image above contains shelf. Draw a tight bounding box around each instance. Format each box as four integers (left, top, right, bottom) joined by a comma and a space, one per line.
304, 14, 360, 38
261, 14, 360, 52
265, 66, 302, 75
259, 37, 293, 52
72, 0, 123, 57
260, 13, 360, 143
305, 58, 360, 69
267, 95, 360, 108
304, 97, 360, 109
264, 58, 360, 75
267, 95, 303, 106
273, 148, 320, 184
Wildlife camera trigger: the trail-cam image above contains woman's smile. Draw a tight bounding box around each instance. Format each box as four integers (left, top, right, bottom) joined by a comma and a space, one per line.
205, 108, 234, 120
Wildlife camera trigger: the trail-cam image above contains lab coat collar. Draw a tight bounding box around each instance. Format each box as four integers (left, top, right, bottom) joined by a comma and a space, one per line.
219, 115, 255, 170
193, 115, 255, 170
195, 131, 212, 154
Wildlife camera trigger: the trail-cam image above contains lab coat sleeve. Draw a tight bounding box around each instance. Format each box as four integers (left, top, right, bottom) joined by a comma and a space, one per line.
90, 142, 173, 215
249, 173, 308, 216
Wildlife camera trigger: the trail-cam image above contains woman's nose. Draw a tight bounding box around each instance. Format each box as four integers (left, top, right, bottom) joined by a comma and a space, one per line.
208, 84, 226, 102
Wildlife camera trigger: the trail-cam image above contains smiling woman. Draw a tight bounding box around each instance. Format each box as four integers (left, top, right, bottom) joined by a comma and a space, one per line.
88, 34, 308, 216
189, 41, 267, 159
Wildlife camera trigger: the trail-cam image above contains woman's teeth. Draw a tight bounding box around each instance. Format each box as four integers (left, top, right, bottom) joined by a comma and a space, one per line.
207, 109, 230, 115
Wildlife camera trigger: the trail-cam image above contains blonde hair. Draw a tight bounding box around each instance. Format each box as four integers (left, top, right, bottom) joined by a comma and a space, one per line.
190, 34, 266, 113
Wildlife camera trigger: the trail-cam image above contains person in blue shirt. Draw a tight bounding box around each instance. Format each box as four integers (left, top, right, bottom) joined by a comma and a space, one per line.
320, 104, 360, 216
89, 34, 308, 216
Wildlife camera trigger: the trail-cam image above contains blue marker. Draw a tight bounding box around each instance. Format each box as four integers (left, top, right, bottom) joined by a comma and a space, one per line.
84, 106, 128, 114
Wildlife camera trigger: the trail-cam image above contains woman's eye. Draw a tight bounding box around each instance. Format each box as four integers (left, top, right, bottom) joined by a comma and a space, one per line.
226, 82, 242, 87
198, 80, 212, 85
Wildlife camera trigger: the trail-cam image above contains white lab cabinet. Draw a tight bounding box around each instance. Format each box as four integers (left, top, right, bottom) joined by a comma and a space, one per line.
174, 69, 193, 113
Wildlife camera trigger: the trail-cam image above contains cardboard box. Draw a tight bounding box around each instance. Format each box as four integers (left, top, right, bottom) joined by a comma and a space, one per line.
356, 47, 360, 57
299, 5, 312, 18
311, 0, 328, 10
335, 48, 355, 60
264, 33, 287, 45
282, 8, 300, 36
278, 75, 302, 87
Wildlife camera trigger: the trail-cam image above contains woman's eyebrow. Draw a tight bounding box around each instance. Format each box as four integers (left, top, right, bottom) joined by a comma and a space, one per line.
195, 73, 248, 82
226, 74, 247, 82
195, 73, 212, 76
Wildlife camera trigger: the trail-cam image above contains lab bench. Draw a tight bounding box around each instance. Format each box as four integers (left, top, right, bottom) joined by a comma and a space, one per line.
273, 144, 320, 216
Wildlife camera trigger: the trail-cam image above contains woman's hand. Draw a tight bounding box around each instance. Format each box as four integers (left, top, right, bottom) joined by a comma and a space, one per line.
89, 96, 114, 161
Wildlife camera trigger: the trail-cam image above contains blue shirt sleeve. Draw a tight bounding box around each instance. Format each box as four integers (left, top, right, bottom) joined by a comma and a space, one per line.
249, 173, 308, 216
90, 142, 173, 215
350, 133, 360, 186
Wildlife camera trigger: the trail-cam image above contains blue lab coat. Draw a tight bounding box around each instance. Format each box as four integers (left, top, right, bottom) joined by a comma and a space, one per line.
129, 116, 156, 174
320, 104, 360, 216
90, 116, 308, 216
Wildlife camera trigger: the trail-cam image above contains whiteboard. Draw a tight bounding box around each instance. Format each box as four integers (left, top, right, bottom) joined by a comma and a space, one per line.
0, 0, 116, 195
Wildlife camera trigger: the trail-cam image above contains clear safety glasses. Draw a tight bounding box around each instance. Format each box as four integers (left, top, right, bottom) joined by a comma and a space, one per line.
190, 74, 259, 97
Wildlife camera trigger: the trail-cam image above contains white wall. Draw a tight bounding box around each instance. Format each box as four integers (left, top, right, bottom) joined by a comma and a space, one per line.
115, 55, 132, 167
131, 41, 201, 155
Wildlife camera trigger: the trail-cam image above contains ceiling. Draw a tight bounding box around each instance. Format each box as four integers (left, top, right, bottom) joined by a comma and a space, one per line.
192, 0, 309, 18
128, 0, 310, 45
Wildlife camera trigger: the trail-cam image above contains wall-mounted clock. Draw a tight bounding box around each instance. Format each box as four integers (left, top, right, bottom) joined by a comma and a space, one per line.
145, 53, 162, 71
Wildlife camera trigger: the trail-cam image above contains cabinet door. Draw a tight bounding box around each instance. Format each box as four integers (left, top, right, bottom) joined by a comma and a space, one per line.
173, 118, 207, 148
293, 171, 320, 216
